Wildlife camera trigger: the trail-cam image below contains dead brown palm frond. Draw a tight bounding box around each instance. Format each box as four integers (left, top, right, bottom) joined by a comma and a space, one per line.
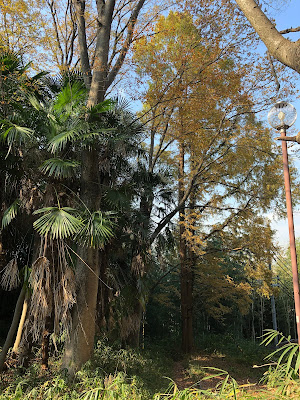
0, 258, 20, 290
131, 254, 145, 276
53, 265, 76, 338
52, 239, 76, 339
29, 256, 53, 342
120, 313, 141, 340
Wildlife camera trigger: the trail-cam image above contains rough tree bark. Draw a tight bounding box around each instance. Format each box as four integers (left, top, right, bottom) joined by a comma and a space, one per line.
234, 0, 300, 73
179, 141, 193, 353
62, 0, 146, 374
62, 149, 101, 375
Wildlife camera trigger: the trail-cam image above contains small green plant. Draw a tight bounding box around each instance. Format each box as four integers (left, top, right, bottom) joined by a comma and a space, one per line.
153, 379, 208, 400
259, 329, 300, 395
79, 373, 143, 400
187, 362, 206, 380
202, 367, 239, 399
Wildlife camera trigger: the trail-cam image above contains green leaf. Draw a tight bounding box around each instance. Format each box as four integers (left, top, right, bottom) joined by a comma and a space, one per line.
28, 95, 44, 111
40, 158, 80, 178
87, 99, 115, 115
53, 81, 86, 112
219, 373, 229, 395
80, 128, 115, 141
2, 200, 20, 228
48, 128, 81, 153
33, 207, 83, 239
0, 121, 34, 148
76, 211, 115, 248
294, 348, 300, 374
285, 344, 299, 375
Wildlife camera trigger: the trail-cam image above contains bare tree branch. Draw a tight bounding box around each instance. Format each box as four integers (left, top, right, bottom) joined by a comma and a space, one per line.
106, 0, 146, 89
279, 26, 300, 35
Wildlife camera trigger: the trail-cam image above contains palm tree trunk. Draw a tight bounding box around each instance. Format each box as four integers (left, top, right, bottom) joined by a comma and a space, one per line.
62, 148, 101, 375
0, 286, 25, 372
12, 291, 29, 355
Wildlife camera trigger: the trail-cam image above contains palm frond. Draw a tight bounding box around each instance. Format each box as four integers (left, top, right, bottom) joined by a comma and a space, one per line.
57, 69, 85, 88
0, 120, 34, 148
53, 81, 86, 112
28, 95, 44, 111
40, 158, 80, 178
2, 199, 20, 228
88, 99, 115, 116
47, 128, 81, 153
29, 71, 49, 82
80, 128, 115, 141
115, 96, 132, 113
76, 211, 115, 248
104, 188, 132, 210
0, 50, 25, 75
33, 207, 83, 239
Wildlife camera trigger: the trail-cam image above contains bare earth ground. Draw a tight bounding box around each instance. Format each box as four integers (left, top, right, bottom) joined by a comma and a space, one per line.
172, 352, 283, 399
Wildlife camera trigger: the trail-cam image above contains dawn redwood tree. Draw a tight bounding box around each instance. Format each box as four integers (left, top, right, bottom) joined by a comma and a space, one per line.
133, 9, 295, 352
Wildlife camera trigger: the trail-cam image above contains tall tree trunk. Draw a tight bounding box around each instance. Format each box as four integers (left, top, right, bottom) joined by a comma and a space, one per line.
96, 248, 110, 334
0, 287, 25, 372
234, 0, 300, 74
62, 149, 100, 375
62, 0, 114, 375
63, 0, 147, 373
124, 193, 153, 348
179, 142, 193, 353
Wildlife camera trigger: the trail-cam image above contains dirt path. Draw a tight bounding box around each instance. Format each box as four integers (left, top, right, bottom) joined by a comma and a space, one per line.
172, 353, 263, 392
173, 361, 194, 390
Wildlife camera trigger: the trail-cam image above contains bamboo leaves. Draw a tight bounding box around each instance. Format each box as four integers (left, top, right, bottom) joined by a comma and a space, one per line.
262, 329, 300, 379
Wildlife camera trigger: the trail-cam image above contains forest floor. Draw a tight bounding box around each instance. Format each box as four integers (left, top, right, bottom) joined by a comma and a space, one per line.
1, 334, 300, 399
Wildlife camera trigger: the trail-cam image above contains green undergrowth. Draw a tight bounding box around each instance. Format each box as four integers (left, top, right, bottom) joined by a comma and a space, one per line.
191, 333, 270, 381
197, 333, 270, 364
1, 336, 300, 399
0, 339, 175, 399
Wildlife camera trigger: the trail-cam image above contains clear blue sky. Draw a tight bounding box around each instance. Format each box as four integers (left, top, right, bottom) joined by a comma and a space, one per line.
264, 1, 300, 247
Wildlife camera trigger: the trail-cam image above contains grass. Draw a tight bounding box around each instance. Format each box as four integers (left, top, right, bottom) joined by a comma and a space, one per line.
1, 335, 300, 399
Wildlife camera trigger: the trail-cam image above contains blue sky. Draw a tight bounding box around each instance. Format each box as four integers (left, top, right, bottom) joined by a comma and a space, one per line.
263, 1, 300, 247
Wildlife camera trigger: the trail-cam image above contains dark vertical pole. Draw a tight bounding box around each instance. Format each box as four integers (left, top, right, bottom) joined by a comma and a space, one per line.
280, 127, 300, 353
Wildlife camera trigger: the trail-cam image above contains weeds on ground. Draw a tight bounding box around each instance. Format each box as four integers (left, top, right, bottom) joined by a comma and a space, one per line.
0, 340, 173, 399
255, 329, 300, 397
2, 332, 300, 399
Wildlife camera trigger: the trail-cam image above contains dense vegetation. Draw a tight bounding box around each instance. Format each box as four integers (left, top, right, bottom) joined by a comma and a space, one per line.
1, 0, 300, 398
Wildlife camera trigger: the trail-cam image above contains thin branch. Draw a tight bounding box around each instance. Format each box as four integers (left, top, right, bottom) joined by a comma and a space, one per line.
279, 26, 300, 35
266, 51, 280, 91
106, 0, 146, 89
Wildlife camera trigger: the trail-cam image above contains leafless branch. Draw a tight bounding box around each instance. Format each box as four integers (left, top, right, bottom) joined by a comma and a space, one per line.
279, 26, 300, 35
